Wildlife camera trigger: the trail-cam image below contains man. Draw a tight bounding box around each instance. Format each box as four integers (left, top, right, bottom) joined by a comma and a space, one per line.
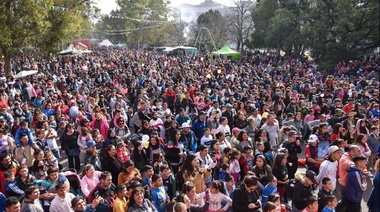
330, 109, 348, 127
191, 111, 207, 143
176, 108, 192, 126
317, 145, 343, 190
181, 92, 193, 109
195, 145, 217, 185
89, 171, 114, 212
307, 114, 329, 134
222, 103, 235, 129
282, 131, 302, 179
206, 101, 222, 119
345, 155, 368, 212
261, 114, 280, 148
180, 122, 197, 153
343, 98, 355, 114
367, 126, 379, 171
48, 183, 76, 212
292, 170, 318, 212
21, 186, 43, 212
232, 176, 261, 212
5, 196, 21, 212
0, 153, 18, 194
113, 184, 128, 212
15, 133, 37, 167
304, 134, 324, 174
337, 145, 361, 199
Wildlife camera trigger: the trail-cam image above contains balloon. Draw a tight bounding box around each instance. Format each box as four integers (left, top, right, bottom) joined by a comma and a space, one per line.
206, 74, 211, 79
69, 106, 79, 117
142, 134, 149, 142
217, 69, 221, 74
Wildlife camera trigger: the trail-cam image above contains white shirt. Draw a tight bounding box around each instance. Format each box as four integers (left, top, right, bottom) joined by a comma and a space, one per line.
45, 128, 58, 150
49, 192, 75, 212
317, 159, 338, 190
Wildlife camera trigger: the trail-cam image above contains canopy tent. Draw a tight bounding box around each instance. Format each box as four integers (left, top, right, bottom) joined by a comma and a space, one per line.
211, 45, 241, 60
13, 70, 38, 79
115, 43, 128, 48
59, 44, 80, 55
98, 39, 113, 47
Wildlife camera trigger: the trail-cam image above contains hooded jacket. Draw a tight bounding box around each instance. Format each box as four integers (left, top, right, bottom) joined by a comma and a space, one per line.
345, 165, 367, 203
232, 184, 261, 212
292, 172, 313, 210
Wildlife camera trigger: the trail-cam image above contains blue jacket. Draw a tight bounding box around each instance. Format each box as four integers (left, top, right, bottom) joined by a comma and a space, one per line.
345, 166, 366, 203
150, 186, 169, 212
191, 118, 206, 139
15, 128, 34, 147
0, 192, 5, 212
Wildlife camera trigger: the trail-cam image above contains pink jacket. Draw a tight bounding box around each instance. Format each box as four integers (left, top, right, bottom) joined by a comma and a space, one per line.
89, 118, 109, 139
81, 171, 102, 197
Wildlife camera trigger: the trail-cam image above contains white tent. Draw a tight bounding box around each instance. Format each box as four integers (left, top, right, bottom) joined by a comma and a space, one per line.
59, 44, 80, 55
98, 39, 113, 47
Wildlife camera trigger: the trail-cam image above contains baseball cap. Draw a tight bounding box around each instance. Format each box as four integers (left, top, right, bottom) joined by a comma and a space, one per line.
198, 111, 205, 116
305, 170, 318, 184
232, 128, 239, 134
226, 103, 232, 108
328, 145, 341, 154
86, 140, 96, 148
288, 130, 298, 137
181, 122, 192, 128
308, 135, 318, 143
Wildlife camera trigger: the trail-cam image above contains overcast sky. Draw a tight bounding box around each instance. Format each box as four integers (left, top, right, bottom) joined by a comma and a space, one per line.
95, 0, 235, 14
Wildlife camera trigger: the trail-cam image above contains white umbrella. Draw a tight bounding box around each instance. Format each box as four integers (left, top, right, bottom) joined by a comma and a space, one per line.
13, 70, 38, 79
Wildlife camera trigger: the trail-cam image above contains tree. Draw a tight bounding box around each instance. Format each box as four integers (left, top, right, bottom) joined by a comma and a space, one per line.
227, 0, 255, 51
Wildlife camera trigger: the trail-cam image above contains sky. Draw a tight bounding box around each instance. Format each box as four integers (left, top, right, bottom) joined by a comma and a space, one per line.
95, 0, 235, 14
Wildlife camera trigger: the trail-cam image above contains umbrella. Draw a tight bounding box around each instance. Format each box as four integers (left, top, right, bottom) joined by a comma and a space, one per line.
13, 70, 38, 79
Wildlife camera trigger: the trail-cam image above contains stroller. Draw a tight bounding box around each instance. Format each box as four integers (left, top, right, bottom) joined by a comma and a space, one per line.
62, 168, 83, 197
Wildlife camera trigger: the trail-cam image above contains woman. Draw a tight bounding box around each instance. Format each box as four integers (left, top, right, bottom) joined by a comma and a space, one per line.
255, 129, 272, 160
77, 126, 92, 163
31, 159, 47, 180
0, 128, 14, 154
331, 123, 344, 142
145, 135, 165, 162
101, 145, 123, 185
71, 196, 104, 212
131, 141, 150, 171
181, 153, 208, 194
252, 155, 272, 186
165, 121, 180, 142
16, 164, 36, 191
60, 123, 80, 172
166, 129, 186, 173
104, 129, 118, 147
353, 134, 371, 158
182, 181, 205, 207
357, 119, 369, 135
209, 140, 221, 180
234, 112, 247, 130
139, 120, 153, 137
234, 130, 253, 153
127, 187, 158, 212
343, 125, 357, 151
174, 193, 209, 212
118, 160, 142, 185
244, 118, 258, 140
367, 159, 380, 212
80, 164, 102, 199
271, 153, 288, 202
342, 112, 356, 130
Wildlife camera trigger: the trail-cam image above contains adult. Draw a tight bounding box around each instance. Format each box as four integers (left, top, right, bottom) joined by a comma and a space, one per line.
292, 170, 317, 212
71, 196, 104, 212
101, 145, 123, 185
271, 153, 288, 203
304, 134, 324, 174
252, 155, 272, 186
195, 145, 216, 185
345, 155, 368, 212
0, 153, 18, 194
367, 159, 380, 212
317, 145, 343, 190
261, 114, 280, 149
181, 153, 208, 193
166, 129, 186, 173
14, 133, 36, 167
367, 126, 379, 171
117, 160, 142, 185
80, 164, 103, 199
180, 122, 198, 153
5, 196, 21, 212
60, 123, 80, 172
88, 171, 114, 212
15, 164, 35, 191
191, 111, 207, 142
232, 175, 262, 212
282, 130, 301, 179
21, 186, 44, 212
127, 187, 158, 212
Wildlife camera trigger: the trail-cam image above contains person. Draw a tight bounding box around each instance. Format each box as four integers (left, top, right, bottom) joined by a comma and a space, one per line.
150, 174, 170, 212
83, 140, 102, 171
21, 186, 43, 212
113, 184, 128, 212
173, 202, 187, 212
49, 183, 76, 212
181, 153, 208, 193
4, 170, 24, 198
367, 126, 379, 171
262, 174, 278, 206
5, 196, 21, 212
271, 153, 288, 203
199, 180, 232, 212
60, 123, 80, 172
118, 160, 142, 185
317, 145, 342, 190
282, 130, 301, 179
88, 171, 113, 212
263, 202, 277, 212
304, 134, 324, 174
292, 170, 318, 212
252, 155, 272, 186
160, 164, 176, 200
0, 192, 6, 212
232, 176, 262, 212
267, 193, 286, 212
182, 181, 204, 207
321, 195, 338, 212
14, 133, 36, 168
127, 187, 158, 212
367, 159, 380, 212
261, 114, 280, 149
344, 155, 368, 212
16, 164, 36, 191
317, 178, 334, 212
80, 164, 103, 199
71, 196, 104, 212
166, 129, 186, 173
101, 145, 122, 185
300, 196, 319, 212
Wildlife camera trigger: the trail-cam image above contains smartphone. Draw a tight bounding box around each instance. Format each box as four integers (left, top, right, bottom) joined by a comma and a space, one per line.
94, 190, 99, 197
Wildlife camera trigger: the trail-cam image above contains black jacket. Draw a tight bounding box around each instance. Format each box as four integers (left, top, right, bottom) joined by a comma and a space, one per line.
232, 185, 261, 212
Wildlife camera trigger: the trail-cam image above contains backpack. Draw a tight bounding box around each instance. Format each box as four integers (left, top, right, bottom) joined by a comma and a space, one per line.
285, 178, 297, 197
133, 112, 142, 128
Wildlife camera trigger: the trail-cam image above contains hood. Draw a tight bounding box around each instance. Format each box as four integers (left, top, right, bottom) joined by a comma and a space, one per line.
347, 165, 361, 173
295, 172, 309, 187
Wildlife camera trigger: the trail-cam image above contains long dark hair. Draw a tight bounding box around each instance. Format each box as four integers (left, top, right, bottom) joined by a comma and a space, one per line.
180, 153, 197, 175
210, 180, 227, 195
272, 153, 286, 170
128, 187, 145, 208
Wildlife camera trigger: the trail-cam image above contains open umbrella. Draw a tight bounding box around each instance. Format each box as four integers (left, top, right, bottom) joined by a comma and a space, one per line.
13, 70, 38, 79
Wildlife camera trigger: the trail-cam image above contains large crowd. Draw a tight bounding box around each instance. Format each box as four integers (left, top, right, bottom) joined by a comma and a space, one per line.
0, 48, 379, 212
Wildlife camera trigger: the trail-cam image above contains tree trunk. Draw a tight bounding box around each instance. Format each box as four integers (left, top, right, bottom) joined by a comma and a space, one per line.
4, 49, 12, 77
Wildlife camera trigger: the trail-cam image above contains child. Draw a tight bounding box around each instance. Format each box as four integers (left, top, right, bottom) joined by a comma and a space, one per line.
150, 174, 170, 212
220, 163, 230, 182
321, 195, 338, 212
160, 164, 176, 200
262, 174, 278, 206
56, 121, 67, 138
301, 196, 319, 212
223, 174, 235, 199
222, 147, 233, 164
48, 115, 57, 129
45, 150, 58, 168
255, 142, 265, 158
142, 165, 154, 187
200, 180, 232, 212
4, 171, 24, 198
267, 193, 286, 212
229, 149, 241, 183
201, 128, 213, 147
243, 146, 254, 173
116, 141, 129, 166
14, 121, 34, 147
318, 178, 333, 212
35, 129, 49, 152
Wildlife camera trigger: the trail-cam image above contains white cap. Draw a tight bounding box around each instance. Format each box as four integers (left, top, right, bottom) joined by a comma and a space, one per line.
308, 134, 318, 143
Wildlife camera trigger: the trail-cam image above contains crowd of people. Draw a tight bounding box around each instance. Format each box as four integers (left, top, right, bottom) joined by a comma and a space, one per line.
0, 48, 378, 212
